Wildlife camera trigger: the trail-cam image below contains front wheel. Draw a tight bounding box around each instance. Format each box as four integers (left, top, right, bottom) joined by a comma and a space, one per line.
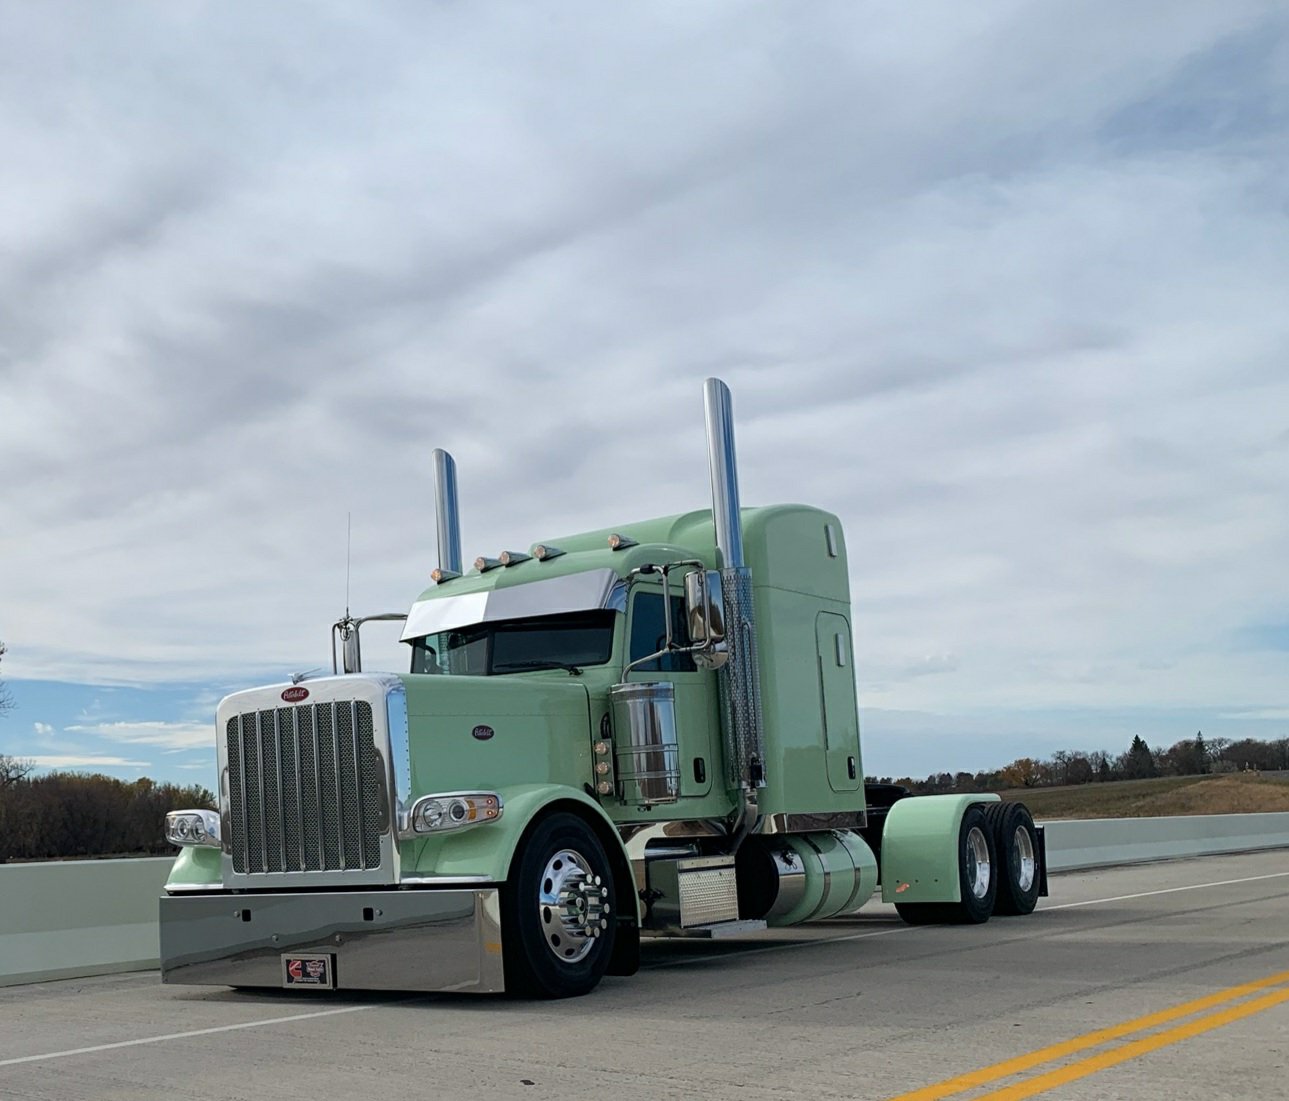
501, 813, 616, 998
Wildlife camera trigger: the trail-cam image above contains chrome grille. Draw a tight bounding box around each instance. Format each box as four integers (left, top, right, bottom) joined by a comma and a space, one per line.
226, 701, 386, 874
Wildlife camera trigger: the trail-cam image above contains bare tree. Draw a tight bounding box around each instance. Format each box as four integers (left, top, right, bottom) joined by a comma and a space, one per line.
0, 639, 13, 718
0, 754, 35, 789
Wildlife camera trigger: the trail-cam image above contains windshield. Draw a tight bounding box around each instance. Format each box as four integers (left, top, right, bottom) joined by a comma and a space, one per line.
409, 610, 616, 676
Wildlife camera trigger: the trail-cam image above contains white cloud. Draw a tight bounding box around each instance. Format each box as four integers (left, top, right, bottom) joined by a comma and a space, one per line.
29, 755, 150, 769
64, 721, 213, 751
33, 721, 54, 736
0, 1, 1287, 771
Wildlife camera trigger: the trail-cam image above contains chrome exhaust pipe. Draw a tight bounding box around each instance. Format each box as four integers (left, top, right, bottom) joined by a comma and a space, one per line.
433, 448, 463, 577
704, 379, 745, 569
702, 378, 766, 851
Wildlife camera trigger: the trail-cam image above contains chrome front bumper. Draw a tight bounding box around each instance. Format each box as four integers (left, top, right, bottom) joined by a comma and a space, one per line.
159, 887, 505, 993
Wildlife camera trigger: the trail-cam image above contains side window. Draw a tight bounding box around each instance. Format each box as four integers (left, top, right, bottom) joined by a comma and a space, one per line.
628, 591, 697, 673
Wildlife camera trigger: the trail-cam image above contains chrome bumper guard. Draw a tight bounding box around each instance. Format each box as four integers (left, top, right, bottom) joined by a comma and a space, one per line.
159, 888, 505, 993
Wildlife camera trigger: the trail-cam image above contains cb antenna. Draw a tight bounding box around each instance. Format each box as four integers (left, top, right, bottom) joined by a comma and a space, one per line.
345, 511, 352, 617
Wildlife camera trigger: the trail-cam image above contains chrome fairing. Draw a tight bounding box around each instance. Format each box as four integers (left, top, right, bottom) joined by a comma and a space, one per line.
215, 674, 411, 890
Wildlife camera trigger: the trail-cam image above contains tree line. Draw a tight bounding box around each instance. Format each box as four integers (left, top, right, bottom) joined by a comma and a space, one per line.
0, 756, 214, 863
869, 732, 1289, 795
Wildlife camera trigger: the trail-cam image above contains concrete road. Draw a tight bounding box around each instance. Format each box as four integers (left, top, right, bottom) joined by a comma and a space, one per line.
2, 850, 1287, 1101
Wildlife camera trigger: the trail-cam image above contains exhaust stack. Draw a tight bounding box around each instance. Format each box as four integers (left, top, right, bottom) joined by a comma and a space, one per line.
433, 448, 463, 578
702, 379, 766, 847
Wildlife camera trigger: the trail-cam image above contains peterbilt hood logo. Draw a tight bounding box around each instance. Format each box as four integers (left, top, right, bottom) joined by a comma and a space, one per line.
281, 686, 310, 703
472, 724, 495, 741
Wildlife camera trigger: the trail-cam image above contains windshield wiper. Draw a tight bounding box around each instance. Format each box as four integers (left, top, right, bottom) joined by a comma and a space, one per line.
493, 660, 584, 676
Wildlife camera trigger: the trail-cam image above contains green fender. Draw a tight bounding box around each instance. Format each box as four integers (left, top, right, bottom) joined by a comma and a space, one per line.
164, 844, 221, 890
405, 783, 640, 921
879, 793, 1000, 905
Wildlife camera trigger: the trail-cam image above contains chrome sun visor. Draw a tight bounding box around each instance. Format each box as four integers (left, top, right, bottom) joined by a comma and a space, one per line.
400, 568, 619, 641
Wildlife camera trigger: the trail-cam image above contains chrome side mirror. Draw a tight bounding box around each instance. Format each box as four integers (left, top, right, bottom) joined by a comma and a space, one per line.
341, 623, 361, 674
684, 569, 728, 669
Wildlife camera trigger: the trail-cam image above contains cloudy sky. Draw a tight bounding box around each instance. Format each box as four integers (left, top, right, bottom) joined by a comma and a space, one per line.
2, 1, 1287, 788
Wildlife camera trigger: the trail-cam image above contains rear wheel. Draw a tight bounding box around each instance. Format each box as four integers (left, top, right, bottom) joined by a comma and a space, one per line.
986, 802, 1040, 916
893, 805, 997, 926
501, 813, 616, 998
953, 807, 997, 923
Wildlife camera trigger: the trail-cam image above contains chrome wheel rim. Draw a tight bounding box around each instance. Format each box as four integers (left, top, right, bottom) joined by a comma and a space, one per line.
537, 848, 610, 963
965, 826, 991, 900
1012, 826, 1036, 892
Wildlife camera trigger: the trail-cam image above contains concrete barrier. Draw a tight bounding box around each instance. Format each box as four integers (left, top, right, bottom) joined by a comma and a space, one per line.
0, 857, 173, 987
1041, 812, 1289, 871
3, 813, 1289, 987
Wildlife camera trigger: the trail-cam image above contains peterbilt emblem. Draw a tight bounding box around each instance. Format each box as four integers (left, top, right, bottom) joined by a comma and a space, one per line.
472, 724, 495, 741
281, 686, 310, 703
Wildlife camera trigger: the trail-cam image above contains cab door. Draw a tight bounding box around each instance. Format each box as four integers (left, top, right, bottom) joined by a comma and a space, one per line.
625, 584, 716, 797
816, 612, 861, 792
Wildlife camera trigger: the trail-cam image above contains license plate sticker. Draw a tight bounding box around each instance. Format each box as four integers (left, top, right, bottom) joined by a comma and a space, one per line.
281, 954, 335, 989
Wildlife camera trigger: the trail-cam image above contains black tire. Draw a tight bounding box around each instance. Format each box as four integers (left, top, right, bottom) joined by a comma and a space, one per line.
501, 813, 616, 998
948, 805, 996, 923
986, 802, 1041, 916
895, 902, 950, 925
893, 805, 997, 925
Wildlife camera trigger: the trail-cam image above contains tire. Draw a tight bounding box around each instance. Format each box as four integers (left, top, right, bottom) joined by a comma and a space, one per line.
986, 802, 1041, 916
501, 813, 616, 998
895, 902, 949, 925
947, 805, 996, 923
893, 806, 997, 925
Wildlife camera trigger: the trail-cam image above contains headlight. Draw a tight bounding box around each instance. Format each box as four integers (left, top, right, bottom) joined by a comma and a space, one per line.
165, 809, 221, 848
406, 792, 503, 836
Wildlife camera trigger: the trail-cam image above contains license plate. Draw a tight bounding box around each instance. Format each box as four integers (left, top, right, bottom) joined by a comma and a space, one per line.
281, 953, 335, 989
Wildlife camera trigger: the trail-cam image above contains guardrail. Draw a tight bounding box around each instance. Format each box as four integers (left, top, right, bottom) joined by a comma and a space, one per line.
0, 857, 173, 988
1040, 812, 1289, 872
3, 811, 1289, 987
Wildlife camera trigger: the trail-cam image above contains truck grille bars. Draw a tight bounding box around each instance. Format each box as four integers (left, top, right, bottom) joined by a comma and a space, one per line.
225, 702, 386, 875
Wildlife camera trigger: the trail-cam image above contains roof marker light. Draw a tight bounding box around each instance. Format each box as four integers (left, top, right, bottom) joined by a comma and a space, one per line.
474, 556, 503, 572
608, 533, 637, 551
499, 550, 532, 567
532, 545, 566, 561
430, 568, 461, 584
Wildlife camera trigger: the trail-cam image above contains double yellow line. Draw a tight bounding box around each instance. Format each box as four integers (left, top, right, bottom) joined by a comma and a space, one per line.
887, 968, 1289, 1101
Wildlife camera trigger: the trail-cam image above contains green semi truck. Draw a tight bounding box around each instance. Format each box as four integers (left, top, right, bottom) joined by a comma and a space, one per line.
159, 378, 1045, 997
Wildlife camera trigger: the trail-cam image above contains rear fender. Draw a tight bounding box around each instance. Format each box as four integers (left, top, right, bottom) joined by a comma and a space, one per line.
879, 793, 1000, 904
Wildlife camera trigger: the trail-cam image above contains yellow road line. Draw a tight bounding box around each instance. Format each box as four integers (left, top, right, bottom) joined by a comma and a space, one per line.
887, 968, 1289, 1101
973, 986, 1289, 1101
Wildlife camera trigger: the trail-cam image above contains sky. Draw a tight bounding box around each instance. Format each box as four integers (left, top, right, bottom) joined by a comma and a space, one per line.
2, 1, 1288, 789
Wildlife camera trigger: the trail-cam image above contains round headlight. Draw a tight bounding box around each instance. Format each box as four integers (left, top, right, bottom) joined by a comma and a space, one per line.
416, 799, 445, 832
448, 799, 469, 823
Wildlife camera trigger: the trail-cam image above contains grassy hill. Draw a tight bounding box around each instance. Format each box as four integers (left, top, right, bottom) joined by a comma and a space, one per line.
997, 771, 1289, 819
